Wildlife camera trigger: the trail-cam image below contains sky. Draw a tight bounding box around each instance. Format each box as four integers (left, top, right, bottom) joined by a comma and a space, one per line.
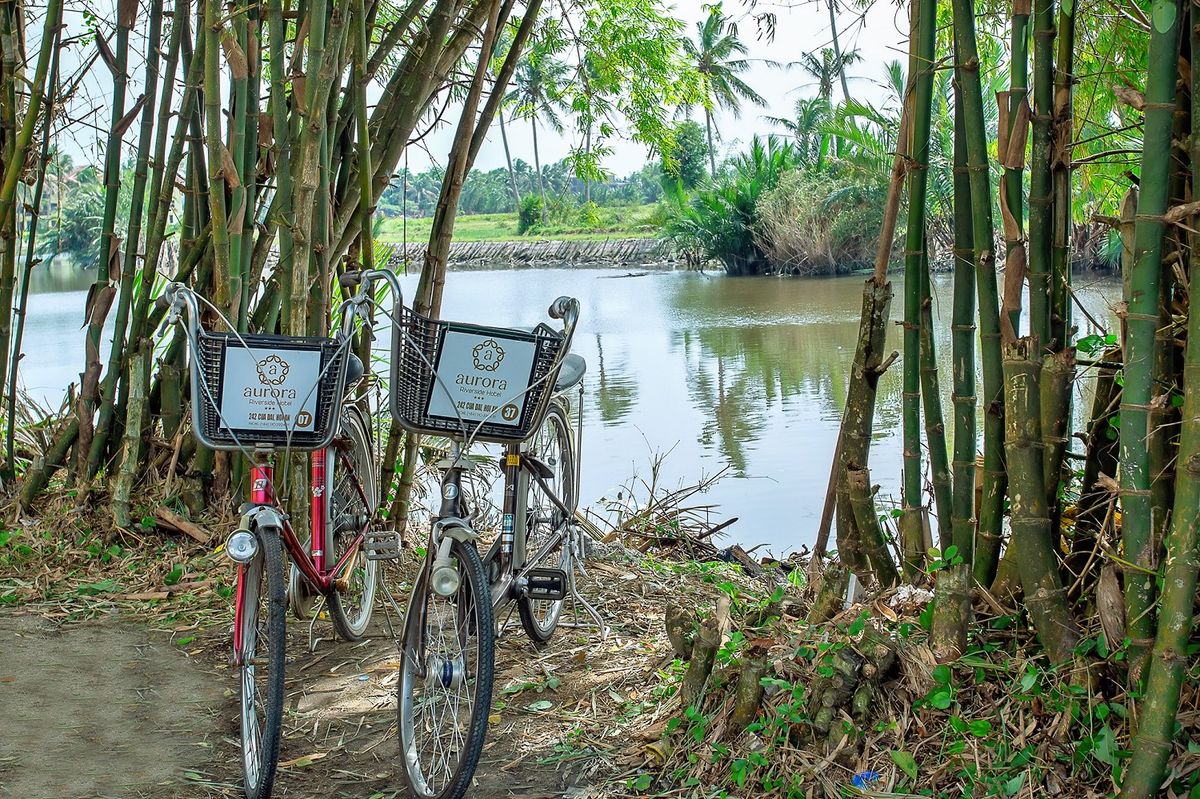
53, 0, 912, 176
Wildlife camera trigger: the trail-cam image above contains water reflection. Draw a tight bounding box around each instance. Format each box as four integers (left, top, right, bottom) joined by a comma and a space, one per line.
21, 266, 1121, 552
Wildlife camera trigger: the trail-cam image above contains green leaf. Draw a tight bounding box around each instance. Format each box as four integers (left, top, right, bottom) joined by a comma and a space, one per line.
526, 699, 553, 712
76, 579, 118, 596
176, 635, 195, 646
890, 749, 918, 781
632, 773, 652, 791
164, 565, 184, 586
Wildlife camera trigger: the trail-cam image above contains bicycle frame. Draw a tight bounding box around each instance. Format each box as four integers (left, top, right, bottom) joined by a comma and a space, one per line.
231, 443, 373, 661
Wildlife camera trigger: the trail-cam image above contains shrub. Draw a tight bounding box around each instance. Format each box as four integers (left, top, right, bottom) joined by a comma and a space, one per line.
754, 170, 885, 276
517, 194, 542, 235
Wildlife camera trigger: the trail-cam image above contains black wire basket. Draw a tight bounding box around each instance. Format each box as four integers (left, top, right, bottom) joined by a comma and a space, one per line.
191, 331, 350, 451
389, 306, 566, 444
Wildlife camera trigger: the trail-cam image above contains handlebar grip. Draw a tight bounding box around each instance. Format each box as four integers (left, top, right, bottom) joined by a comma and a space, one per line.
548, 296, 576, 320
155, 294, 170, 311
340, 270, 363, 290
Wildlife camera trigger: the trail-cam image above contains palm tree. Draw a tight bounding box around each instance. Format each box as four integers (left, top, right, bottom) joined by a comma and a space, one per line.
506, 41, 569, 221
683, 3, 767, 177
765, 96, 831, 167
794, 47, 863, 101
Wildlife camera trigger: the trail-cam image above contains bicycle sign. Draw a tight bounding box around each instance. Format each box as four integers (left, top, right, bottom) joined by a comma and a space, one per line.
219, 342, 322, 433
426, 326, 538, 426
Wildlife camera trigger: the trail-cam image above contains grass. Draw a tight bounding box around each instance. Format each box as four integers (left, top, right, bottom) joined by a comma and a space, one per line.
376, 203, 663, 243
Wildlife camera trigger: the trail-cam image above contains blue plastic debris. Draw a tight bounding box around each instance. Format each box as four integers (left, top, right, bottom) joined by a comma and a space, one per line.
850, 770, 881, 790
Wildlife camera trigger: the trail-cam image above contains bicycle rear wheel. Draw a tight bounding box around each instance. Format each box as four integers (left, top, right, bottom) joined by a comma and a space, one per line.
238, 524, 286, 799
517, 401, 576, 643
397, 538, 495, 799
328, 404, 378, 641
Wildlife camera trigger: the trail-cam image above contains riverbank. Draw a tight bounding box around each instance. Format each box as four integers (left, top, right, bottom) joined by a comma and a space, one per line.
0, 495, 1165, 799
382, 236, 684, 270
376, 204, 661, 243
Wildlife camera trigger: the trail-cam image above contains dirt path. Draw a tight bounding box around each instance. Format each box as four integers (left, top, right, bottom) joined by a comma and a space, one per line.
0, 557, 689, 799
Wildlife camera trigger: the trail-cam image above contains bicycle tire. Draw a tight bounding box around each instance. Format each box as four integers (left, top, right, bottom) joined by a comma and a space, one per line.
517, 401, 576, 643
328, 404, 379, 642
238, 524, 287, 799
397, 538, 495, 799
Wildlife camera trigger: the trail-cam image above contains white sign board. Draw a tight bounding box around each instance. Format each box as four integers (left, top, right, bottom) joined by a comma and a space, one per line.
219, 344, 322, 433
426, 329, 537, 427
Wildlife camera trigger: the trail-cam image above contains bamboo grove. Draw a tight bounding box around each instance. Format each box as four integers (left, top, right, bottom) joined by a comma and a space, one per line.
820, 0, 1200, 794
0, 0, 559, 524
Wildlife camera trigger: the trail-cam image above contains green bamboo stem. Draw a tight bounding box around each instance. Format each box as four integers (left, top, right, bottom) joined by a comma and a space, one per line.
266, 0, 295, 325
846, 466, 900, 588
112, 345, 151, 527
1121, 0, 1182, 676
77, 0, 136, 470
0, 0, 63, 411
89, 0, 167, 476
4, 22, 60, 479
949, 78, 977, 569
229, 9, 250, 333
1119, 5, 1200, 786
1040, 348, 1075, 509
130, 24, 205, 350
899, 0, 937, 578
1003, 338, 1078, 663
932, 60, 977, 662
919, 246, 951, 551
1000, 0, 1030, 338
952, 0, 1006, 589
1048, 0, 1076, 350
1026, 0, 1054, 346
203, 0, 232, 326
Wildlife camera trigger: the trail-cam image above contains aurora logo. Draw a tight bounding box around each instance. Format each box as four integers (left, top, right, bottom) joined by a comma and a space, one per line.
471, 339, 505, 372
256, 354, 290, 385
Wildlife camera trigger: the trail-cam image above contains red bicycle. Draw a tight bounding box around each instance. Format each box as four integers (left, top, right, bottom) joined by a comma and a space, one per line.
160, 270, 402, 799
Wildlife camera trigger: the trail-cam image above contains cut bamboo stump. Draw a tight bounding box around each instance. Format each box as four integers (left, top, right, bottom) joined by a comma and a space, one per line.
680, 597, 730, 709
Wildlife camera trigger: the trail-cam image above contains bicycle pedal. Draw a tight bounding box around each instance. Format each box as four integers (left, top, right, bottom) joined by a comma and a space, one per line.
363, 529, 402, 561
524, 568, 567, 601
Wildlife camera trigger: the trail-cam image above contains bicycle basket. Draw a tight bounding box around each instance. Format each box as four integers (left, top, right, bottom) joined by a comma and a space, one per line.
389, 305, 566, 444
190, 331, 350, 451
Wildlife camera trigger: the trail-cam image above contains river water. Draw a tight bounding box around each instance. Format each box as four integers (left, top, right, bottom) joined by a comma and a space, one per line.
19, 262, 1122, 554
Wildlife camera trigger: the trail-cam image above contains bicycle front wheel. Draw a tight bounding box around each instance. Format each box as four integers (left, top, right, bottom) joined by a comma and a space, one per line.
397, 539, 495, 799
238, 524, 286, 799
328, 404, 379, 641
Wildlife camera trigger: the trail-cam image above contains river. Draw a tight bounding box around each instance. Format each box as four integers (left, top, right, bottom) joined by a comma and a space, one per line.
19, 262, 1122, 554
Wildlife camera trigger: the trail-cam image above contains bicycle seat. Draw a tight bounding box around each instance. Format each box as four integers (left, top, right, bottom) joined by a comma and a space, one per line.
345, 352, 365, 389
554, 353, 586, 393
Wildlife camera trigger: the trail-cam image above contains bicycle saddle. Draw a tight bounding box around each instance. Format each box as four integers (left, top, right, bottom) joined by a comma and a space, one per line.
345, 352, 366, 388
554, 353, 586, 393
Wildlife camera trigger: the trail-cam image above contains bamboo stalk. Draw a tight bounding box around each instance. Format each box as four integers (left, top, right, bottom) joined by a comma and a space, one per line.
1120, 0, 1182, 677
112, 345, 151, 527
899, 0, 937, 578
952, 0, 1006, 589
77, 0, 136, 472
0, 0, 63, 413
846, 466, 900, 588
1048, 0, 1076, 350
919, 246, 951, 551
4, 19, 60, 478
88, 0, 168, 476
1026, 0, 1055, 346
1119, 5, 1200, 787
1003, 336, 1078, 662
999, 0, 1030, 338
931, 69, 977, 661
